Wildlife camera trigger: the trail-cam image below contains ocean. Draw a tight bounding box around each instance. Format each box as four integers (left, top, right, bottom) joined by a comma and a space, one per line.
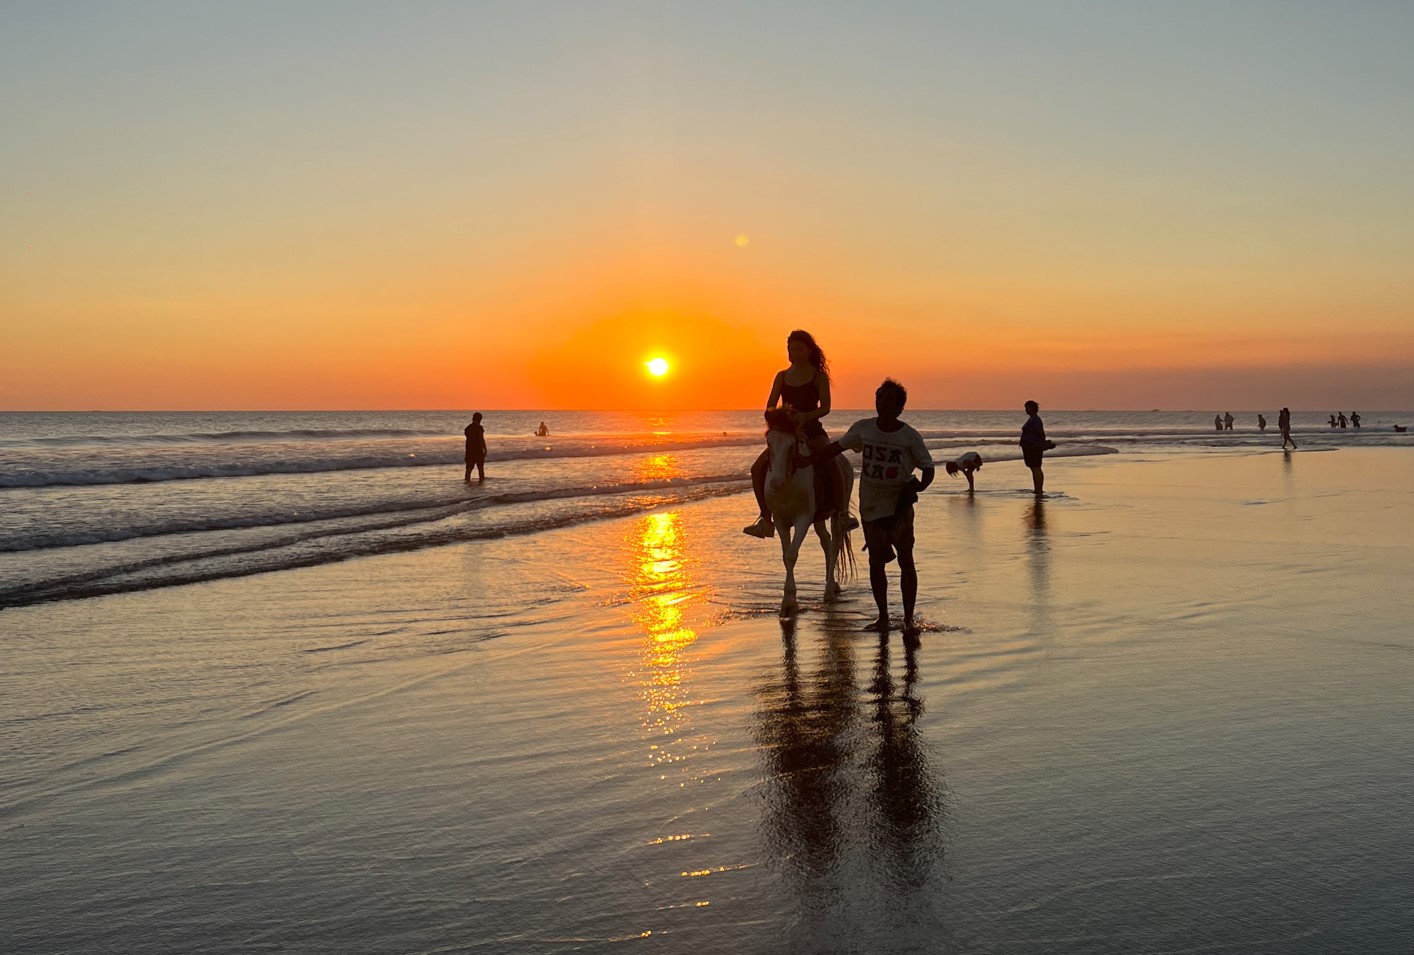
2, 409, 1409, 609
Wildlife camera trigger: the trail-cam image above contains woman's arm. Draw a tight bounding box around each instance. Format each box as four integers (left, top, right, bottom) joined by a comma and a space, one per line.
765, 371, 785, 411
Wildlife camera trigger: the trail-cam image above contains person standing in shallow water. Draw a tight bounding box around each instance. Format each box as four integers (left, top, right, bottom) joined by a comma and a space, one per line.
1223, 412, 1234, 431
1279, 407, 1297, 450
742, 330, 855, 538
806, 379, 935, 638
464, 413, 487, 483
1021, 400, 1056, 496
1258, 413, 1267, 431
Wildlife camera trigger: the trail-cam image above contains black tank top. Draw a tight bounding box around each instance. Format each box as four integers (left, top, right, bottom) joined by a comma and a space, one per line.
779, 373, 827, 438
779, 374, 821, 414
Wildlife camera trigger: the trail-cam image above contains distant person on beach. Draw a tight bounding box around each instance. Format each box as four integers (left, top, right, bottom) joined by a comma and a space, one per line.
1223, 412, 1234, 431
805, 379, 934, 637
1021, 401, 1056, 496
535, 421, 550, 437
945, 451, 984, 492
1215, 414, 1224, 432
1279, 407, 1297, 450
1258, 414, 1267, 431
1329, 414, 1338, 428
1338, 412, 1348, 429
743, 329, 853, 538
1351, 412, 1361, 429
464, 413, 487, 483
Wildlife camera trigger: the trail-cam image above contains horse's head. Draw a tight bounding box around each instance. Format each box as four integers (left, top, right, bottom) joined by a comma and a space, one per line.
764, 409, 804, 480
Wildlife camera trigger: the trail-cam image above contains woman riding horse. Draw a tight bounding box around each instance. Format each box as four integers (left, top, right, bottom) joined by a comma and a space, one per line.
743, 330, 853, 538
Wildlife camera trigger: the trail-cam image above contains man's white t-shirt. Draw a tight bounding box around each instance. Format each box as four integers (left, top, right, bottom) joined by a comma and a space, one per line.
838, 418, 935, 522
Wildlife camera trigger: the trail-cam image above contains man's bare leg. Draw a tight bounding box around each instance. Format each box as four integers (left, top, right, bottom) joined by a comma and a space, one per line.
900, 550, 919, 636
869, 558, 890, 630
1031, 466, 1044, 496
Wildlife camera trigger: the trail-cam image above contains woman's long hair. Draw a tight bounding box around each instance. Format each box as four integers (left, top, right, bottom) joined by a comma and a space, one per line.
787, 329, 830, 380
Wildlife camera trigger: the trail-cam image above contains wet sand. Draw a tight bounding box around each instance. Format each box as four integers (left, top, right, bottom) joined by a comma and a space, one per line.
4, 448, 1413, 953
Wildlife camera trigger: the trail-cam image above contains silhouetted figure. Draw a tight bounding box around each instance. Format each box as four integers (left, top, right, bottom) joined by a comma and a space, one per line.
1223, 412, 1234, 431
1395, 425, 1407, 433
1338, 412, 1348, 429
808, 379, 935, 636
1279, 407, 1297, 450
1258, 414, 1267, 431
535, 421, 550, 437
744, 330, 854, 538
464, 412, 486, 483
1329, 414, 1338, 428
1351, 412, 1361, 429
944, 451, 984, 492
1021, 400, 1056, 496
1215, 414, 1224, 432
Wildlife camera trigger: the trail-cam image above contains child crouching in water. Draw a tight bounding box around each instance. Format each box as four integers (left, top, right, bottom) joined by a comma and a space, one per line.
944, 451, 983, 492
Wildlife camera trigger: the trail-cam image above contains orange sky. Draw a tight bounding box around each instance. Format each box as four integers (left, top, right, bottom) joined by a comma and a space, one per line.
4, 4, 1413, 410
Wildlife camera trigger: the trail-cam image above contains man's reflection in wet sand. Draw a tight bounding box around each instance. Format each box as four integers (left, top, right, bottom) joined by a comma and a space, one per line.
752, 606, 947, 941
1025, 500, 1053, 640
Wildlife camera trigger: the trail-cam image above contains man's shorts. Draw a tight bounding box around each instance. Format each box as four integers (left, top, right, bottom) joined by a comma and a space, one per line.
1023, 449, 1044, 469
863, 505, 915, 565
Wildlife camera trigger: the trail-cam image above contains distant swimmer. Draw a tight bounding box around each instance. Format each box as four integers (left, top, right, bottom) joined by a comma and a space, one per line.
1223, 412, 1234, 431
1329, 414, 1338, 428
1021, 401, 1057, 496
464, 412, 487, 483
1351, 412, 1361, 429
945, 451, 984, 492
1279, 407, 1297, 450
535, 421, 550, 437
1338, 412, 1348, 429
1215, 414, 1224, 432
1258, 414, 1267, 431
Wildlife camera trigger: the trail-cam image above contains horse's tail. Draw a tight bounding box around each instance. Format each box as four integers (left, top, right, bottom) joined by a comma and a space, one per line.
835, 510, 857, 586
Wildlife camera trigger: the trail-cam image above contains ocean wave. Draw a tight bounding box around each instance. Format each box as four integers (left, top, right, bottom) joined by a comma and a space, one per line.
0, 427, 449, 448
0, 438, 761, 488
0, 472, 748, 553
0, 480, 749, 609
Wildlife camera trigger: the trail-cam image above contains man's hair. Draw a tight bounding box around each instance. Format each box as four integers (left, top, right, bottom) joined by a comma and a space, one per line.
876, 378, 907, 408
472, 412, 483, 421
1024, 400, 1039, 413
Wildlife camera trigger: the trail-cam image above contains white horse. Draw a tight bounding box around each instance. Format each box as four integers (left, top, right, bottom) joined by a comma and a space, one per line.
763, 410, 856, 614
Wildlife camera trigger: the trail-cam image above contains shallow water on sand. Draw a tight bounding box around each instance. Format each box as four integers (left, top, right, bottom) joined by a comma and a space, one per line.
3, 448, 1413, 952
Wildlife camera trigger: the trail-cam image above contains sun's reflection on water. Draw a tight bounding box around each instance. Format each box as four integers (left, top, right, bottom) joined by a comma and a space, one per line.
629, 510, 704, 769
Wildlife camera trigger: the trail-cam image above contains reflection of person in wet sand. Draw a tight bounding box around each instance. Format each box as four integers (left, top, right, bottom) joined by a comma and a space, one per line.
1021, 401, 1056, 496
743, 330, 854, 539
807, 379, 935, 637
464, 412, 487, 483
1279, 407, 1297, 450
752, 614, 944, 934
944, 451, 984, 492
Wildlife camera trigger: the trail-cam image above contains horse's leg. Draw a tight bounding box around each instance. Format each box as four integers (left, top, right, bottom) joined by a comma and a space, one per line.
781, 515, 812, 615
777, 515, 798, 615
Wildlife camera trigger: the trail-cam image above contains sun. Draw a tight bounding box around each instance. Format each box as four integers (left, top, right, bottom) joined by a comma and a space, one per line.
646, 357, 670, 377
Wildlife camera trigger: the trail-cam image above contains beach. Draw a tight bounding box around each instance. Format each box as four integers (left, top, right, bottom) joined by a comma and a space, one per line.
4, 443, 1413, 953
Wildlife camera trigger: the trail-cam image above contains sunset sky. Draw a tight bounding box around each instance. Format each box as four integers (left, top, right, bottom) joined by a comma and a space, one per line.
4, 2, 1412, 410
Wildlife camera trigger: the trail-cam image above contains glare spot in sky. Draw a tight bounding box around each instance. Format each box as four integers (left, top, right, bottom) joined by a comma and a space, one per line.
734, 234, 750, 248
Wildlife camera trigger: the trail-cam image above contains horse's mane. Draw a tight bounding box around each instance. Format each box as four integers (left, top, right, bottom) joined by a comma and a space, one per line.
764, 409, 797, 434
